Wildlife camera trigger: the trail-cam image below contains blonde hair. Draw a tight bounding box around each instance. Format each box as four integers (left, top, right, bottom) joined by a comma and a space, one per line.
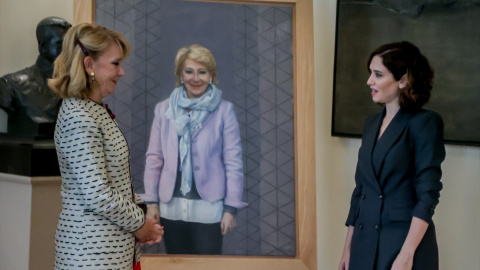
48, 23, 131, 99
174, 44, 218, 87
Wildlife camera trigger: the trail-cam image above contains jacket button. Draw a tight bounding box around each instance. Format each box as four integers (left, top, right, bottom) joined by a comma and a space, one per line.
361, 194, 365, 199
379, 195, 383, 199
375, 225, 381, 230
359, 224, 363, 230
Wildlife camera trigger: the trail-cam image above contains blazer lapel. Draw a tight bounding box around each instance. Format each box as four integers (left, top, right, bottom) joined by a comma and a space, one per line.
169, 117, 179, 150
362, 108, 384, 191
372, 108, 413, 186
191, 111, 215, 138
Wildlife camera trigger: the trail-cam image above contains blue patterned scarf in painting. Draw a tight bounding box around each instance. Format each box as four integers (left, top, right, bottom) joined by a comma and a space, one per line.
165, 84, 222, 195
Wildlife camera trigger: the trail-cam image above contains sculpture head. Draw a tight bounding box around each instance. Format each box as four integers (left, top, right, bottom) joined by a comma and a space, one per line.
36, 17, 72, 63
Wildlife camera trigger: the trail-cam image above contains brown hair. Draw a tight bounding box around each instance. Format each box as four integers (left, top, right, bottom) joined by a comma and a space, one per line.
48, 23, 131, 99
367, 41, 434, 110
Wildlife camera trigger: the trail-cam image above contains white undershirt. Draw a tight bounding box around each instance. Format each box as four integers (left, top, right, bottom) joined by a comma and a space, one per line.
160, 197, 223, 224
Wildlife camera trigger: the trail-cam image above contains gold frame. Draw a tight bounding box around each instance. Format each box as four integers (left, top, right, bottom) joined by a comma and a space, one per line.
74, 0, 316, 269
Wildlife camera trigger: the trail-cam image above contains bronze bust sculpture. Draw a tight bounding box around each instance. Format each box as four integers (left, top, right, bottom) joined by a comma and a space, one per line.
0, 16, 71, 138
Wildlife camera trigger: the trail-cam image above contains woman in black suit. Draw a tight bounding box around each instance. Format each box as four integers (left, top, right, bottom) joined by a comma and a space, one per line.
338, 41, 446, 270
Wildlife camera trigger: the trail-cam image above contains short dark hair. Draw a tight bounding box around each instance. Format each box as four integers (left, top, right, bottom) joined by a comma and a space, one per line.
367, 41, 434, 110
36, 16, 72, 43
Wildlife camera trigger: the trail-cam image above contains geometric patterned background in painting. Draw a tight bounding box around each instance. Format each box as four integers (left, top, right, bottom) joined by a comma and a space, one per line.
96, 0, 294, 256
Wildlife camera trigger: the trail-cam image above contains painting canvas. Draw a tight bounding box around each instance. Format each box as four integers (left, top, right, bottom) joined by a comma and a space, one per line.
95, 0, 296, 256
333, 0, 480, 146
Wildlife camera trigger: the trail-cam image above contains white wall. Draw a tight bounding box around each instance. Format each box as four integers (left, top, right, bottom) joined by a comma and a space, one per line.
0, 0, 73, 132
0, 1, 73, 269
313, 0, 480, 269
0, 179, 32, 270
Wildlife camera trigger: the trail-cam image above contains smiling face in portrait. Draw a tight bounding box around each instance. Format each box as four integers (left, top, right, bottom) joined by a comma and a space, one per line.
182, 58, 212, 99
367, 55, 405, 106
87, 42, 125, 100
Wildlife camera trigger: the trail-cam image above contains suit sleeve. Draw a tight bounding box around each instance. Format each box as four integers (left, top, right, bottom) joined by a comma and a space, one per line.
133, 192, 144, 205
141, 102, 165, 203
60, 111, 145, 232
410, 111, 445, 223
222, 102, 247, 209
346, 170, 363, 226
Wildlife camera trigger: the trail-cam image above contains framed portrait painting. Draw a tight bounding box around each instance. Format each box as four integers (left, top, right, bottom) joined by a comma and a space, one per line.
74, 0, 316, 269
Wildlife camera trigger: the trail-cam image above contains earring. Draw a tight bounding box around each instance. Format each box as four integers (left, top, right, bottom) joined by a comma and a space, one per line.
209, 79, 212, 85
180, 78, 184, 84
91, 72, 95, 82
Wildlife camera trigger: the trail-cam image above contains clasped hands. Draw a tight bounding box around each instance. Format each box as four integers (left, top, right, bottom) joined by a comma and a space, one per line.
133, 205, 164, 245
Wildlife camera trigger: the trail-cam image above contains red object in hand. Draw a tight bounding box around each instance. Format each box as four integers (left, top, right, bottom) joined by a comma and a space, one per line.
133, 261, 141, 270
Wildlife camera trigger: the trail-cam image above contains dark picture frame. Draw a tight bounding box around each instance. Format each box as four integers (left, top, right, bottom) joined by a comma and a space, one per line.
332, 0, 480, 146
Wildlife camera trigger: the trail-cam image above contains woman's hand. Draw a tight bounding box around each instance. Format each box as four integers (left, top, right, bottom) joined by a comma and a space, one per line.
391, 217, 428, 270
391, 251, 413, 270
134, 217, 164, 244
338, 226, 354, 270
146, 204, 160, 222
221, 212, 236, 235
137, 205, 163, 245
140, 222, 164, 246
338, 250, 350, 270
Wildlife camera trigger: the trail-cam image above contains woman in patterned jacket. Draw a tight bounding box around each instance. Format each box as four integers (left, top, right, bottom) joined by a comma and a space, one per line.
49, 23, 163, 270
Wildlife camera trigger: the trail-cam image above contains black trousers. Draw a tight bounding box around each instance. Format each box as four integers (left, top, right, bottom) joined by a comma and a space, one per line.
160, 217, 223, 255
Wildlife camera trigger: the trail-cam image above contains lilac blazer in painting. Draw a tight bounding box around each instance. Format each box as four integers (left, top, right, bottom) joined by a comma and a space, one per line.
141, 98, 247, 209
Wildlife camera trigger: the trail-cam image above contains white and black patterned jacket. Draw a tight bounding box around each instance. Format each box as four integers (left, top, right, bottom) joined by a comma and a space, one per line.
53, 98, 145, 270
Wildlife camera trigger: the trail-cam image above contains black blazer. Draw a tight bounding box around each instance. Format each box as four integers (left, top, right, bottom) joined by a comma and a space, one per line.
346, 107, 445, 270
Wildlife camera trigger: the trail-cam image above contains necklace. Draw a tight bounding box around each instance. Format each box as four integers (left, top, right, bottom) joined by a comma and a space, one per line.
88, 98, 116, 119
104, 104, 116, 119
